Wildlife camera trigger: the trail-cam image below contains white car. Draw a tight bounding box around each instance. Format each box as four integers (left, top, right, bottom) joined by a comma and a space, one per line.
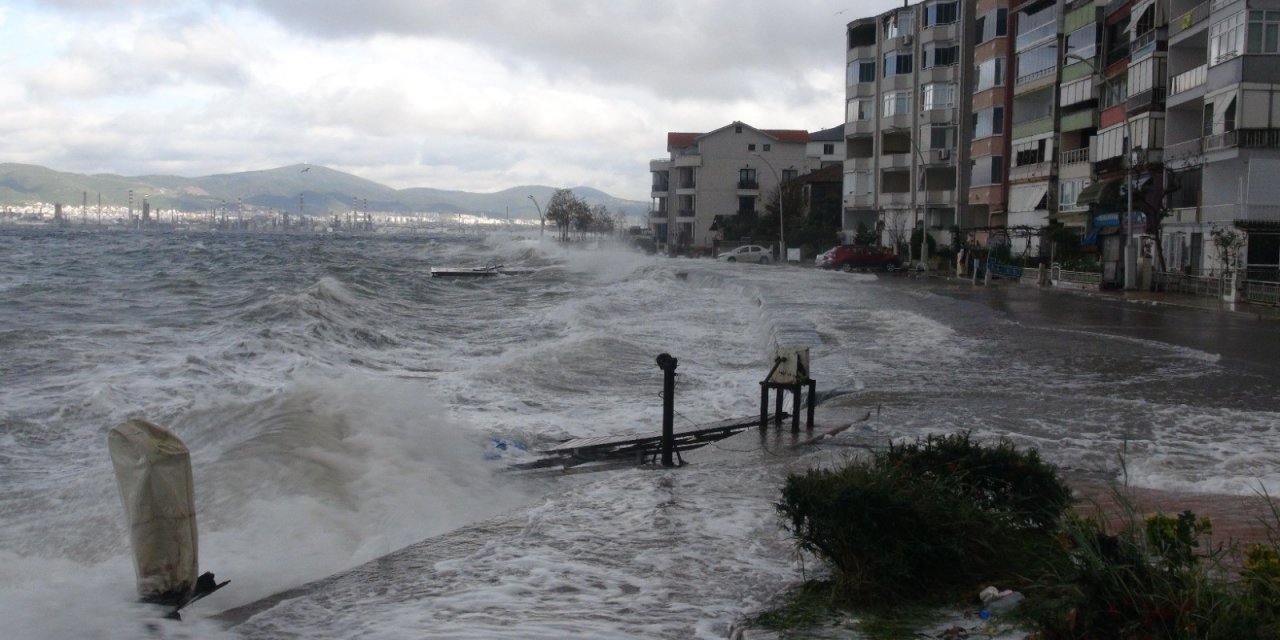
717, 244, 772, 264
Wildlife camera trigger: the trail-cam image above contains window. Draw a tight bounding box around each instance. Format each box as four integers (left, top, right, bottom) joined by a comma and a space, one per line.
847, 59, 877, 84
747, 144, 756, 151
924, 1, 958, 27
763, 144, 771, 152
1127, 56, 1164, 97
883, 90, 912, 116
1016, 3, 1058, 50
975, 57, 1005, 91
739, 168, 757, 187
738, 196, 755, 213
1016, 43, 1057, 84
845, 170, 873, 196
735, 125, 743, 133
1100, 74, 1128, 108
929, 125, 956, 149
782, 169, 798, 181
970, 156, 1004, 186
846, 98, 872, 121
922, 82, 954, 110
974, 8, 1008, 44
1248, 10, 1280, 53
1060, 179, 1088, 209
884, 11, 913, 39
924, 44, 959, 68
1066, 23, 1098, 61
1014, 139, 1048, 166
823, 143, 835, 155
1211, 12, 1245, 64
973, 106, 1004, 138
884, 52, 914, 77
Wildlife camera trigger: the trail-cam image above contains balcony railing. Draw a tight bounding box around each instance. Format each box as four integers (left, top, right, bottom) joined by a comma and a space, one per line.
737, 180, 759, 189
1130, 30, 1159, 59
678, 180, 696, 189
1164, 137, 1204, 157
1015, 65, 1057, 86
676, 209, 695, 218
1060, 147, 1090, 165
1170, 64, 1207, 95
1204, 130, 1238, 150
651, 182, 669, 192
649, 209, 668, 219
1105, 43, 1130, 67
1126, 86, 1167, 112
1170, 1, 1209, 37
1015, 20, 1057, 51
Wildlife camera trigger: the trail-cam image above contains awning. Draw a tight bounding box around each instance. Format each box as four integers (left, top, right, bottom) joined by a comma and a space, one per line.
1008, 183, 1049, 213
1077, 178, 1123, 205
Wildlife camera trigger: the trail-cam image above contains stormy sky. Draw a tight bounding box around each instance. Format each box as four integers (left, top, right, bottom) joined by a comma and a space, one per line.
3, 1, 903, 200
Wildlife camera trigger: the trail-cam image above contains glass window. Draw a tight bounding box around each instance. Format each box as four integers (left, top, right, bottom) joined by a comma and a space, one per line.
1211, 12, 1245, 64
1066, 24, 1098, 61
922, 83, 954, 110
884, 11, 913, 39
884, 52, 914, 77
975, 8, 1008, 44
846, 98, 872, 122
1016, 43, 1058, 84
975, 57, 1005, 91
929, 125, 956, 149
1248, 11, 1280, 53
973, 107, 1004, 139
970, 156, 1004, 186
925, 1, 958, 27
847, 59, 876, 84
1060, 179, 1088, 208
883, 91, 912, 116
925, 44, 959, 68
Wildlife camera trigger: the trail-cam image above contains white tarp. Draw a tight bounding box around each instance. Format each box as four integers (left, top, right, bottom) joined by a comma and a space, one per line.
108, 419, 198, 604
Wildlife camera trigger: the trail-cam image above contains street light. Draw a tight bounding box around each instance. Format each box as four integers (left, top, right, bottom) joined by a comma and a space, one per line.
1065, 52, 1138, 290
527, 194, 544, 238
752, 153, 786, 262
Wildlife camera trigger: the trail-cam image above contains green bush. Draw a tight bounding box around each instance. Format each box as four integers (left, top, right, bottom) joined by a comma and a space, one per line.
776, 432, 1071, 606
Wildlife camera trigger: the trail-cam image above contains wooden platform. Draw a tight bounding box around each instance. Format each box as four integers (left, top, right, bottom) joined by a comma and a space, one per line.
430, 265, 534, 278
506, 415, 768, 475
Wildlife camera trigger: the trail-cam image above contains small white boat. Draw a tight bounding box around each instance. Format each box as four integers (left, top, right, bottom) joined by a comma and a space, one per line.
429, 264, 534, 278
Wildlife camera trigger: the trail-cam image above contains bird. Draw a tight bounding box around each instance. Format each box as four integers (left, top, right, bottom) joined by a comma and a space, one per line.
300, 166, 310, 173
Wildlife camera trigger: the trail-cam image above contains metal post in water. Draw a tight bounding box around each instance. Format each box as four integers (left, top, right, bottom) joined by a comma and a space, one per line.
656, 353, 678, 467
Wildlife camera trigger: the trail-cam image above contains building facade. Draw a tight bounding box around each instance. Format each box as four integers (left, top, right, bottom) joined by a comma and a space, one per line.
649, 122, 836, 251
844, 0, 972, 256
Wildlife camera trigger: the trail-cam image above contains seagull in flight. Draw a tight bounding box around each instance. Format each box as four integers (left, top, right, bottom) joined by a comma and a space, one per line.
300, 165, 310, 173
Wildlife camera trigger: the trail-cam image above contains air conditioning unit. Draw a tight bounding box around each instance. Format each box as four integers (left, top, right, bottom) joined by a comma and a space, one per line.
902, 34, 913, 46
937, 149, 951, 161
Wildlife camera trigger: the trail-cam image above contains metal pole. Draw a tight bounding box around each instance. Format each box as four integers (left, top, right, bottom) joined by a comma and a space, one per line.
528, 195, 544, 238
656, 353, 678, 467
753, 153, 784, 261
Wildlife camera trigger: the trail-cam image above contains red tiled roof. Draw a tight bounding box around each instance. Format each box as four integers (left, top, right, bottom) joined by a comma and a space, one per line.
763, 130, 811, 143
667, 132, 700, 148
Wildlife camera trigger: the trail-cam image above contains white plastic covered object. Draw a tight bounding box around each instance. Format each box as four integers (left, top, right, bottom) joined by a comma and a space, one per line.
108, 419, 198, 604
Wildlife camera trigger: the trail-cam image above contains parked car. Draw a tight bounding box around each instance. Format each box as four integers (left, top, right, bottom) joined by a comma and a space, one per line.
717, 244, 772, 264
815, 244, 902, 272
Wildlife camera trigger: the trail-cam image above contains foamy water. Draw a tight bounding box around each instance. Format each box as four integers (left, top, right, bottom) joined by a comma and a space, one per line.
2, 228, 1276, 638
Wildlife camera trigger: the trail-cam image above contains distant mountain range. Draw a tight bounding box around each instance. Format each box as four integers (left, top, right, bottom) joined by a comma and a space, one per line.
0, 163, 648, 220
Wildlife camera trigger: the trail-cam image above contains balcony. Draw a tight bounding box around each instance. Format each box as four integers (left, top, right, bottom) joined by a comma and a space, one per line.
1169, 1, 1209, 38
1205, 129, 1280, 151
677, 180, 696, 191
1060, 147, 1090, 166
923, 189, 957, 205
737, 180, 759, 190
649, 209, 668, 219
1130, 30, 1161, 60
1009, 161, 1052, 182
1165, 137, 1204, 158
1060, 109, 1098, 132
673, 153, 702, 168
651, 182, 669, 193
1170, 65, 1206, 96
1126, 87, 1166, 113
676, 209, 696, 219
1015, 20, 1056, 51
880, 191, 912, 206
1015, 65, 1056, 87
1011, 115, 1055, 140
1104, 43, 1130, 67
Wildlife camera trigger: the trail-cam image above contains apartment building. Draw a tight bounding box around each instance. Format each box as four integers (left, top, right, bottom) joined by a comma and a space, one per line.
1164, 0, 1280, 280
969, 0, 1015, 236
649, 122, 837, 251
1008, 0, 1061, 257
844, 0, 971, 254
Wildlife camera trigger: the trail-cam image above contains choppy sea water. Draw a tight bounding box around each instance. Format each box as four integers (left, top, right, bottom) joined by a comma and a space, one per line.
2, 228, 1277, 639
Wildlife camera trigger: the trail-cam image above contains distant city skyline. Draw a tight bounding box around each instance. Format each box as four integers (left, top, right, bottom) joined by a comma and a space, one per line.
0, 1, 903, 201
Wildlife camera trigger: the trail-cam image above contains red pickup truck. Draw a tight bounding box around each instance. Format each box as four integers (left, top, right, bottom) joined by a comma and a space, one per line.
815, 245, 903, 272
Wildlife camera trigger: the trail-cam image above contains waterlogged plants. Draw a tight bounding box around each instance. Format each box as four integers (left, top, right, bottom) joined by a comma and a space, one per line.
1026, 502, 1280, 639
775, 432, 1071, 606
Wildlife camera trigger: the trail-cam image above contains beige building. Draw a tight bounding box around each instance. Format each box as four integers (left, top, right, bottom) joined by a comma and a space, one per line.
650, 122, 832, 251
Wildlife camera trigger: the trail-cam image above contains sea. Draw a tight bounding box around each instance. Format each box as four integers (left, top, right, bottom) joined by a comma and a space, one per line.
2, 228, 1278, 639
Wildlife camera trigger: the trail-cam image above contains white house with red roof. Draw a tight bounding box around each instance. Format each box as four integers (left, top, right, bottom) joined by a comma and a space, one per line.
649, 121, 831, 252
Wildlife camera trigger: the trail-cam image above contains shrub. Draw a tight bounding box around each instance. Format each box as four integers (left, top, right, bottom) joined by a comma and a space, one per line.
776, 432, 1071, 606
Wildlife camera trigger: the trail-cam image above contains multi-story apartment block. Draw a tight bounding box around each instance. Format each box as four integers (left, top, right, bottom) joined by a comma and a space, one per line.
1164, 0, 1280, 280
969, 0, 1014, 236
1007, 0, 1061, 257
1055, 0, 1102, 241
649, 122, 838, 252
844, 0, 970, 256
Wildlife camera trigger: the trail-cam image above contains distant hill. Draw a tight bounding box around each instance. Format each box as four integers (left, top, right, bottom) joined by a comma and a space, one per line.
0, 163, 648, 220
